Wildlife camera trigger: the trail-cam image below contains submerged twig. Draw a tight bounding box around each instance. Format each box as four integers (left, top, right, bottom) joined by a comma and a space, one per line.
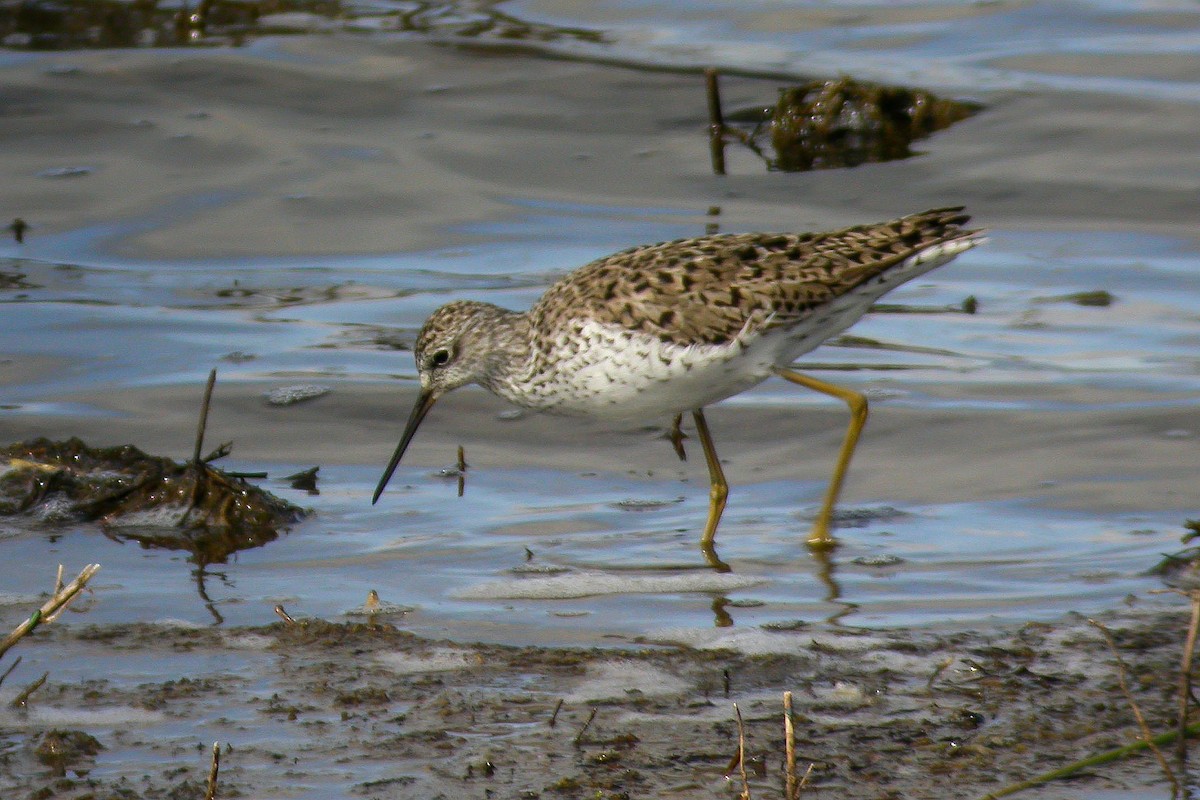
1089, 618, 1178, 791
204, 741, 220, 800
549, 698, 564, 728
10, 670, 48, 708
0, 564, 101, 660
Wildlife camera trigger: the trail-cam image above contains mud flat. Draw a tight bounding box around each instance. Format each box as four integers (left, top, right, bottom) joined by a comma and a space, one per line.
0, 605, 1192, 799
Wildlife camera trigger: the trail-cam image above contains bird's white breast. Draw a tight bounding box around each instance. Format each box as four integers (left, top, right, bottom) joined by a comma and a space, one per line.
503, 319, 786, 420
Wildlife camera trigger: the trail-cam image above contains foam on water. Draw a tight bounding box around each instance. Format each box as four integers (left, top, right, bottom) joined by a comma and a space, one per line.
453, 571, 767, 600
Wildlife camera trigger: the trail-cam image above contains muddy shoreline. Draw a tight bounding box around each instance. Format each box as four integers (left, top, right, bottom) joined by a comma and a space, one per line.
0, 605, 1191, 799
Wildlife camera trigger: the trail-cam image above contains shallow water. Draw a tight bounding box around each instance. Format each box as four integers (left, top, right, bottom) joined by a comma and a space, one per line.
1, 211, 1196, 645
1, 0, 1198, 645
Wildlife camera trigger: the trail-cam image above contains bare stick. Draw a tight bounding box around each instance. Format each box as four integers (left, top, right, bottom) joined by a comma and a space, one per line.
204, 741, 220, 800
1089, 618, 1178, 791
10, 670, 48, 707
457, 444, 466, 498
193, 368, 218, 465
548, 698, 564, 728
0, 564, 101, 660
0, 656, 22, 690
704, 67, 727, 175
704, 67, 725, 130
1180, 592, 1200, 760
733, 703, 751, 800
573, 707, 597, 746
784, 691, 797, 800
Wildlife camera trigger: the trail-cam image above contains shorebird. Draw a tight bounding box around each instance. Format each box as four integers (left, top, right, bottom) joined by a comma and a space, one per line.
373, 207, 983, 567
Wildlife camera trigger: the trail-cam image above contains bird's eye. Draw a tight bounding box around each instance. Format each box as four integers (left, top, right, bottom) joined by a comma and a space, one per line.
430, 349, 451, 368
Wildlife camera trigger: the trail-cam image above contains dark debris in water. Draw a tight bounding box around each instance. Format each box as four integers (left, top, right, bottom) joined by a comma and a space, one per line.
0, 264, 38, 291
1033, 289, 1116, 307
0, 437, 305, 563
725, 76, 979, 172
33, 729, 104, 776
0, 0, 604, 51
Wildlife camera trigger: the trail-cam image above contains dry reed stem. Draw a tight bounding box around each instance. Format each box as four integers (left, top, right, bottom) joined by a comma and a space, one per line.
573, 708, 597, 746
784, 691, 797, 800
1179, 592, 1200, 761
0, 564, 101, 660
204, 741, 220, 800
798, 762, 814, 791
1088, 618, 1178, 792
733, 702, 751, 800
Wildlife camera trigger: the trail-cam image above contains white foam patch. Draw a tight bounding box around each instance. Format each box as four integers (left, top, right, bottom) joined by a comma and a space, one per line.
564, 660, 689, 703
649, 626, 812, 655
0, 705, 165, 728
221, 633, 275, 650
375, 648, 477, 674
151, 618, 207, 630
454, 572, 765, 600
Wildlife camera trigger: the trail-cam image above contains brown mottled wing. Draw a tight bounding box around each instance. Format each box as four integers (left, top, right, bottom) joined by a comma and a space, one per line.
533, 207, 976, 347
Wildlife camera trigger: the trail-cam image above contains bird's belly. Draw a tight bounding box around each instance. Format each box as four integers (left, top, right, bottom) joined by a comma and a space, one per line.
507, 323, 782, 420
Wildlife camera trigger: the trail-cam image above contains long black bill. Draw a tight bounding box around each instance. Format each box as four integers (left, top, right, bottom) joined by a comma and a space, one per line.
371, 388, 438, 504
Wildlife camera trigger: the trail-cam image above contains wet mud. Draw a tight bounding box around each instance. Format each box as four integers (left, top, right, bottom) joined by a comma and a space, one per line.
0, 606, 1190, 799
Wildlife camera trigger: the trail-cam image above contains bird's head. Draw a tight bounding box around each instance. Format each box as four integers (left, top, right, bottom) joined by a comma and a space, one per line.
372, 300, 515, 503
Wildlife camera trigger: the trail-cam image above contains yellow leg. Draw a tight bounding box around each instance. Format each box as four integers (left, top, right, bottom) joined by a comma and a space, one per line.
692, 409, 730, 571
775, 368, 869, 549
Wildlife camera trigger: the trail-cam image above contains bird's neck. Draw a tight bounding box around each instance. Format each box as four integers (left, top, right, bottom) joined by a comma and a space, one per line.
476, 308, 537, 401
